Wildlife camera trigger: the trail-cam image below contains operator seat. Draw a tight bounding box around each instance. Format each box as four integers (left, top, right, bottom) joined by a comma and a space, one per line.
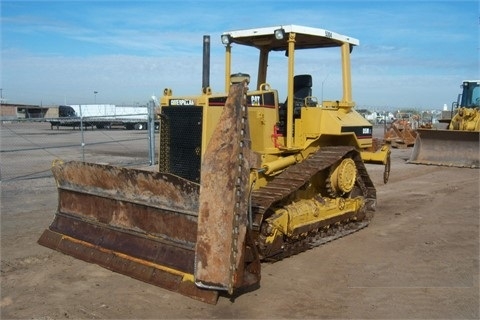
291, 74, 313, 107
278, 74, 313, 134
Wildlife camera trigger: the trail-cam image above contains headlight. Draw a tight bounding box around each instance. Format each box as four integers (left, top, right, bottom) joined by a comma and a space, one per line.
274, 28, 285, 40
221, 34, 231, 45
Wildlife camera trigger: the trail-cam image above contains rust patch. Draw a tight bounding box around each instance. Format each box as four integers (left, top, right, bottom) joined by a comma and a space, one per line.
195, 81, 255, 292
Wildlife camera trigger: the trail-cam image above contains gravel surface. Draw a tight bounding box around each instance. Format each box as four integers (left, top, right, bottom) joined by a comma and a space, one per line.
1, 123, 478, 319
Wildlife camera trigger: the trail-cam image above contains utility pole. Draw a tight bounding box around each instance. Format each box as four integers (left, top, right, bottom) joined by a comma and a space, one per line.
321, 74, 329, 104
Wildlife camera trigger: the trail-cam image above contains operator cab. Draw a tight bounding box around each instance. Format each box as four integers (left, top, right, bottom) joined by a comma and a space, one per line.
221, 25, 359, 148
460, 80, 480, 108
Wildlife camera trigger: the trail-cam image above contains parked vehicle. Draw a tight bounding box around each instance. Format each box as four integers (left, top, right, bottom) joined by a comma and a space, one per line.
49, 104, 155, 130
39, 24, 391, 304
409, 80, 479, 168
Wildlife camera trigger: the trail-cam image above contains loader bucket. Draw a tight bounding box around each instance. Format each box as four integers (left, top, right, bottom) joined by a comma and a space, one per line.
408, 129, 480, 168
38, 82, 256, 304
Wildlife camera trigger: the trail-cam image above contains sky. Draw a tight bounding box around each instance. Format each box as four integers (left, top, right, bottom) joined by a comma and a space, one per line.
1, 0, 479, 110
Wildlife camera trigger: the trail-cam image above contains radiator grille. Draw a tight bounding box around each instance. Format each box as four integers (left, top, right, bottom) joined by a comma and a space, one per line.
159, 107, 203, 182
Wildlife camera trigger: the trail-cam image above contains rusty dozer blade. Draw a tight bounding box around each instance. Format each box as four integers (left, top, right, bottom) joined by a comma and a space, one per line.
195, 81, 260, 294
37, 161, 221, 303
37, 81, 256, 304
408, 129, 480, 168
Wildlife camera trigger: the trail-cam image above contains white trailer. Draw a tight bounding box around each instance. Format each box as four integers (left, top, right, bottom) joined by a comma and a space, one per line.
51, 104, 152, 130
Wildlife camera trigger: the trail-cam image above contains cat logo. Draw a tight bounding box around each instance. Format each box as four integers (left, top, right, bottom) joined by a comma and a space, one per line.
170, 99, 195, 106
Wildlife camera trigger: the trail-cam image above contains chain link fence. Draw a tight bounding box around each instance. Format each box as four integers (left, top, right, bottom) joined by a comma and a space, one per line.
0, 116, 157, 182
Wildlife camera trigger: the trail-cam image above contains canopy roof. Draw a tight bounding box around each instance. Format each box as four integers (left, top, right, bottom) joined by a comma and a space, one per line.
222, 25, 359, 51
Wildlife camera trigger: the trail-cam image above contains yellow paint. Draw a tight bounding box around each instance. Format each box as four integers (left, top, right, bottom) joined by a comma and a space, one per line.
264, 196, 364, 243
60, 234, 195, 283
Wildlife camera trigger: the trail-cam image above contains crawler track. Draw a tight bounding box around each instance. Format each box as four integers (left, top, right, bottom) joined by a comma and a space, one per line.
251, 146, 376, 261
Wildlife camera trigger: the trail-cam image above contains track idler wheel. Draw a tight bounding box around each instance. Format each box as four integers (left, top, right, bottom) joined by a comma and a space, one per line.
327, 158, 357, 197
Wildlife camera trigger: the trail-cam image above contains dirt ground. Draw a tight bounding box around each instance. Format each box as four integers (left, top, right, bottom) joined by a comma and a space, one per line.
1, 124, 479, 319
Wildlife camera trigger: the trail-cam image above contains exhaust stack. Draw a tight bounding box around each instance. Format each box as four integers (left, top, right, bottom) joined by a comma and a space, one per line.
202, 35, 210, 90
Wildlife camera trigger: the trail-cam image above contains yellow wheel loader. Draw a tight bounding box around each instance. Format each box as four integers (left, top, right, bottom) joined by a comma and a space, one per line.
38, 25, 390, 304
409, 80, 480, 168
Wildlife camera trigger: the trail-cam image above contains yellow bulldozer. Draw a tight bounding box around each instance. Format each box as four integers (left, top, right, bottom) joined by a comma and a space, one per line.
38, 25, 390, 304
409, 80, 480, 168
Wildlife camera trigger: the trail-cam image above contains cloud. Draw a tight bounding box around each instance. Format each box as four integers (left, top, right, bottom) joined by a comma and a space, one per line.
1, 49, 227, 105
1, 0, 478, 109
